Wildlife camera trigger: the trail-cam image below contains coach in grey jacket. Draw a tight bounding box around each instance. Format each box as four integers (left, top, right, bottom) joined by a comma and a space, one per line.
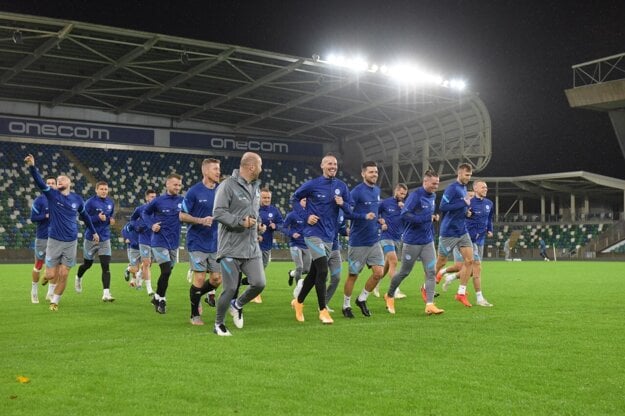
212, 152, 265, 336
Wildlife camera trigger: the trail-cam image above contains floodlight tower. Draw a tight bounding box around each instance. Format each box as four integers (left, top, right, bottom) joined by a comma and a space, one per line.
565, 52, 625, 160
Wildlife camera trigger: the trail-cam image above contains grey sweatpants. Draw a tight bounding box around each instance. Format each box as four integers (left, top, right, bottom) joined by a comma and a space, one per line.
388, 242, 437, 303
325, 249, 342, 303
215, 256, 266, 326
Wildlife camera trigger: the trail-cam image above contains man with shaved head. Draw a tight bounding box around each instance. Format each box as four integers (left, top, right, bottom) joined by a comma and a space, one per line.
24, 154, 99, 311
440, 180, 494, 307
290, 153, 352, 324
212, 152, 265, 336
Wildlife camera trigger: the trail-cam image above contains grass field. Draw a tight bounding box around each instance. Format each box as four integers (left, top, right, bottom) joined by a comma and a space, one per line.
2, 260, 625, 415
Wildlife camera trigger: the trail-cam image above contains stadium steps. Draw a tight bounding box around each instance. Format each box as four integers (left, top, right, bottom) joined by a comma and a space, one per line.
62, 149, 98, 185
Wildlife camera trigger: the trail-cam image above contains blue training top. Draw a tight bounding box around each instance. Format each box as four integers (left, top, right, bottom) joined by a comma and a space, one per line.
400, 186, 436, 245
291, 176, 352, 243
29, 166, 96, 242
439, 181, 469, 238
30, 194, 50, 239
378, 195, 404, 241
347, 182, 381, 247
182, 181, 218, 253
258, 204, 284, 251
142, 193, 183, 250
466, 196, 494, 245
130, 204, 153, 246
122, 222, 139, 250
282, 210, 307, 250
84, 195, 115, 242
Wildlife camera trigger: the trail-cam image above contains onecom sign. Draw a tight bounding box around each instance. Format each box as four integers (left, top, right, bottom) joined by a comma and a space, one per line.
0, 116, 154, 145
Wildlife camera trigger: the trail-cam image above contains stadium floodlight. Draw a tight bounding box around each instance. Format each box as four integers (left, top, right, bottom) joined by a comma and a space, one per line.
326, 54, 369, 72
449, 79, 467, 91
319, 53, 468, 90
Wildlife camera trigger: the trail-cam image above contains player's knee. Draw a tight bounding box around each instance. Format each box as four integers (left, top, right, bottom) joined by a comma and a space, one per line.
99, 255, 111, 272
209, 273, 222, 287
313, 258, 328, 279
159, 262, 172, 278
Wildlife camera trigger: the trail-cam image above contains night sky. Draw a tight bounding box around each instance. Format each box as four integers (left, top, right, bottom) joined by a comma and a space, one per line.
2, 0, 625, 178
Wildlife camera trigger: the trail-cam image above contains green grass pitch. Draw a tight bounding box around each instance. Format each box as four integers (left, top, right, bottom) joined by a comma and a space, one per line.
2, 260, 625, 415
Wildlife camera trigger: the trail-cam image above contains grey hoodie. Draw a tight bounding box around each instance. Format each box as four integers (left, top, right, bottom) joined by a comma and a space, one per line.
213, 169, 261, 260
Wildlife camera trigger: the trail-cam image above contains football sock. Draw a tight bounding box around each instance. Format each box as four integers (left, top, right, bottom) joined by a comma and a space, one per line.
343, 295, 351, 309
190, 285, 202, 316
458, 285, 467, 295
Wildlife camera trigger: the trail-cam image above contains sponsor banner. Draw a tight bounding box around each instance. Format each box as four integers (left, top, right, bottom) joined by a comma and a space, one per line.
170, 131, 322, 157
0, 116, 154, 145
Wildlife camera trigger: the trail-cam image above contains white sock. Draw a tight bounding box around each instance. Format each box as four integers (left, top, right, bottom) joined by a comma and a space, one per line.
145, 280, 153, 293
358, 290, 370, 302
103, 288, 111, 297
458, 285, 467, 295
440, 267, 448, 275
52, 294, 61, 304
343, 295, 351, 309
136, 270, 143, 280
47, 284, 56, 296
476, 291, 484, 302
445, 273, 458, 283
31, 282, 38, 293
289, 270, 295, 277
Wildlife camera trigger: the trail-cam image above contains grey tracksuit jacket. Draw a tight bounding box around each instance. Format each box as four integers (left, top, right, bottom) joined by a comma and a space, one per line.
213, 169, 261, 260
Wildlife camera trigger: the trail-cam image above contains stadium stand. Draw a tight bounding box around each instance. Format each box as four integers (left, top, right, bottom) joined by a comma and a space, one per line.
1, 140, 361, 251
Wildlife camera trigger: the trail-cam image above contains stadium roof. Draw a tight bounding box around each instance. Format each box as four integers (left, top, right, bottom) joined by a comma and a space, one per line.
439, 171, 625, 214
0, 11, 491, 186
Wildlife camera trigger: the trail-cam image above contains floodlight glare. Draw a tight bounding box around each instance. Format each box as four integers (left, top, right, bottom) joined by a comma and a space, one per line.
319, 52, 468, 90
450, 79, 467, 91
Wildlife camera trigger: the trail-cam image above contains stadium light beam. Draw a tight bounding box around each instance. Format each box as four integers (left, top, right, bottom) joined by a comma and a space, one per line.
320, 53, 468, 90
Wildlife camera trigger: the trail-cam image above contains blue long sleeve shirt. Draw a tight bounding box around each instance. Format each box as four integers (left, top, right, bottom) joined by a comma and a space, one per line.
347, 182, 381, 247
122, 222, 139, 250
401, 186, 436, 245
332, 209, 348, 251
259, 204, 284, 251
466, 196, 494, 245
378, 196, 404, 241
142, 193, 183, 250
282, 210, 307, 250
30, 195, 50, 239
291, 176, 352, 243
439, 181, 469, 238
182, 182, 218, 253
130, 204, 153, 246
84, 195, 115, 242
29, 166, 96, 242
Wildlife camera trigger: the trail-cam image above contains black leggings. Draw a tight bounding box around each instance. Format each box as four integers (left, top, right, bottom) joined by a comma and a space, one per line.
297, 256, 329, 310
